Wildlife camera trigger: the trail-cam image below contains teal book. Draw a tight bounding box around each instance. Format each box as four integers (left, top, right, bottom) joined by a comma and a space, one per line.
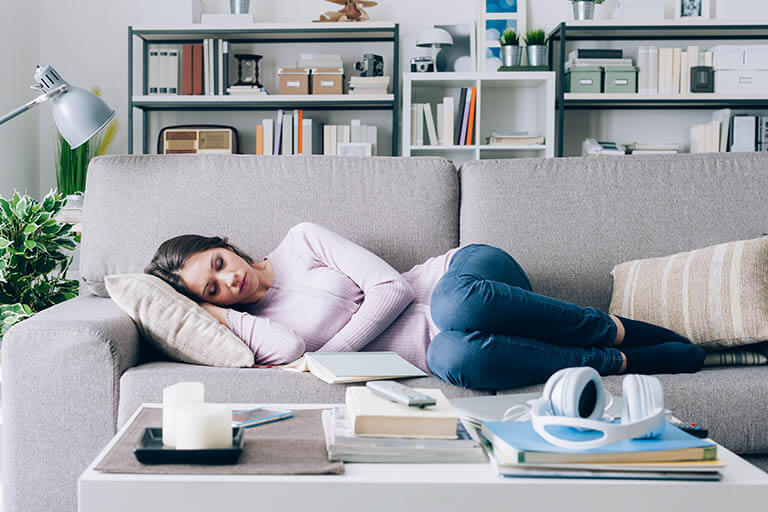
481, 420, 717, 464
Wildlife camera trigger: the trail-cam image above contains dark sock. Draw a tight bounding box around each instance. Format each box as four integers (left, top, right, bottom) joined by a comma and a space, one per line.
622, 342, 705, 375
616, 315, 690, 347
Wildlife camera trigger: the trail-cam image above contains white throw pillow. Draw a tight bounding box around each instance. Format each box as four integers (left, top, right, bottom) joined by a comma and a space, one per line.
105, 273, 254, 367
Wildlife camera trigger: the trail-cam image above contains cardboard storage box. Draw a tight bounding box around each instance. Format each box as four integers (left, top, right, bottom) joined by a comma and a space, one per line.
311, 67, 343, 94
604, 66, 637, 93
566, 66, 602, 93
278, 68, 310, 95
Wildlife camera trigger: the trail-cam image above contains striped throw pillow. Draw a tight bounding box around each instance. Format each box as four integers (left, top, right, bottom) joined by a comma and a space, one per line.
609, 236, 768, 350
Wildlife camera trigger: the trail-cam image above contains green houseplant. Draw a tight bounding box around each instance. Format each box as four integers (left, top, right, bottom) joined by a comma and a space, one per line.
524, 28, 548, 68
499, 28, 522, 67
0, 190, 80, 339
55, 86, 119, 197
572, 0, 604, 20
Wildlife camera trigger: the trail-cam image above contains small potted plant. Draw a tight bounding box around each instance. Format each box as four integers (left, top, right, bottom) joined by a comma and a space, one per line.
499, 28, 521, 67
572, 0, 604, 20
524, 29, 548, 68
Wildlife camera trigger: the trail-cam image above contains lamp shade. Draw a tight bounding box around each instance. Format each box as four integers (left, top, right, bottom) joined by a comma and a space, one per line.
34, 65, 115, 149
416, 28, 454, 48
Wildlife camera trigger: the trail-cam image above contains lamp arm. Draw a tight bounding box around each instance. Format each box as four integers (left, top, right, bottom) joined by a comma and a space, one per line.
0, 84, 68, 127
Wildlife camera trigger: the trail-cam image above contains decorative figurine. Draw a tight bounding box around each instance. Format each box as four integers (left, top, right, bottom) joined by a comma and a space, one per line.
233, 54, 263, 88
315, 0, 378, 22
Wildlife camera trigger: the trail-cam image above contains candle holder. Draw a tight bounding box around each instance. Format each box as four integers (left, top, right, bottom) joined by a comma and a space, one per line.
233, 54, 263, 88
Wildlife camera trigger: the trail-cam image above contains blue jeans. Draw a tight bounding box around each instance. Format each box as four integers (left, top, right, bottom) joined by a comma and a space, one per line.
427, 244, 624, 390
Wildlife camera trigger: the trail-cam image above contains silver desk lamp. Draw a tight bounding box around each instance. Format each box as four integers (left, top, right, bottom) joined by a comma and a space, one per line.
0, 65, 115, 149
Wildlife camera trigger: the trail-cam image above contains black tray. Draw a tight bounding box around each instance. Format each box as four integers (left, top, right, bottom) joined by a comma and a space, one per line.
134, 428, 244, 465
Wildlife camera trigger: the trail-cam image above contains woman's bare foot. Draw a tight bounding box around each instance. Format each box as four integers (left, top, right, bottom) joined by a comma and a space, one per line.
611, 315, 625, 346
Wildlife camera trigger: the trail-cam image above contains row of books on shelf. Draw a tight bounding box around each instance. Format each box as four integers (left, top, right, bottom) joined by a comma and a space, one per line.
149, 40, 232, 96
410, 87, 477, 147
253, 109, 378, 156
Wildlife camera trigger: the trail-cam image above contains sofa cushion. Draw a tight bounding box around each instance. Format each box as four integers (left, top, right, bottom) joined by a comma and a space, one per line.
117, 361, 493, 428
81, 155, 459, 297
609, 236, 768, 350
496, 367, 768, 454
105, 274, 254, 367
459, 153, 768, 311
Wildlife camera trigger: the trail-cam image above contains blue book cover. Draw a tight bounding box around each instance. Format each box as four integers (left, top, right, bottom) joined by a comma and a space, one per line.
483, 420, 715, 455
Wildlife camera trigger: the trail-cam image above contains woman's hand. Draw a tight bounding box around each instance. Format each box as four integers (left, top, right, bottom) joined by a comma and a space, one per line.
201, 302, 228, 325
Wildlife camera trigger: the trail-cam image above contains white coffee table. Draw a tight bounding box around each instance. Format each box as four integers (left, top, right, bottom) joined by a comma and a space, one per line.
78, 403, 768, 512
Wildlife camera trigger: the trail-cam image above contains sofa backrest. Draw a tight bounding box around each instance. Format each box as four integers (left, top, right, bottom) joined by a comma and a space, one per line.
81, 155, 459, 297
460, 153, 768, 311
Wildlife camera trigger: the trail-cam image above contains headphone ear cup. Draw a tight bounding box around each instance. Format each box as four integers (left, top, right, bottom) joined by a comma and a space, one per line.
557, 367, 604, 419
622, 374, 665, 438
542, 368, 571, 415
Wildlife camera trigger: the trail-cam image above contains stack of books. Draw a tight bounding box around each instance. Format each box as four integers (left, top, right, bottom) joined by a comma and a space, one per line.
636, 45, 713, 95
321, 386, 485, 463
349, 76, 390, 95
487, 131, 545, 146
479, 419, 723, 481
566, 49, 632, 72
625, 142, 680, 155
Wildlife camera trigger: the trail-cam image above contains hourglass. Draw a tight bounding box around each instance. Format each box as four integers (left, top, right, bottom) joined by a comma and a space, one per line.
233, 54, 263, 88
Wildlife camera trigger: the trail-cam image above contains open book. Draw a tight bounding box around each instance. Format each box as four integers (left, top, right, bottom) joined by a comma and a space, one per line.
281, 351, 427, 384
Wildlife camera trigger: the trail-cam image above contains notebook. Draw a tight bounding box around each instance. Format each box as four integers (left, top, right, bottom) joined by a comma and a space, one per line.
281, 351, 427, 384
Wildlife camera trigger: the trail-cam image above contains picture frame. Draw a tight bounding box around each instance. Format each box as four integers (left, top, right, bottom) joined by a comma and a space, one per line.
477, 0, 527, 72
434, 24, 477, 73
337, 142, 372, 157
675, 0, 711, 19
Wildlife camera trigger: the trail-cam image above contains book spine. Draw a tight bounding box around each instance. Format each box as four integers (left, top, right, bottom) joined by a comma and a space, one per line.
298, 110, 304, 154
274, 109, 284, 155
443, 97, 454, 147
283, 113, 293, 155
293, 110, 300, 154
256, 124, 264, 155
263, 119, 273, 156
367, 125, 377, 156
222, 41, 229, 95
168, 48, 179, 95
313, 121, 324, 155
459, 90, 471, 145
465, 87, 477, 146
410, 105, 418, 146
414, 104, 424, 146
202, 39, 209, 95
149, 49, 159, 95
158, 48, 169, 94
455, 88, 467, 145
182, 44, 193, 95
423, 103, 438, 146
330, 124, 338, 155
437, 103, 444, 145
672, 47, 681, 95
649, 46, 659, 95
192, 44, 203, 95
213, 39, 219, 96
680, 51, 689, 95
637, 46, 649, 94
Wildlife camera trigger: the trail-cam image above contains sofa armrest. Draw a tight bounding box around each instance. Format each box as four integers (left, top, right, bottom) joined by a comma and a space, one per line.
2, 294, 141, 512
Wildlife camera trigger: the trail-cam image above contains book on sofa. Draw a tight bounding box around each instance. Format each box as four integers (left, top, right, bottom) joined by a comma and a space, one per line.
281, 351, 426, 384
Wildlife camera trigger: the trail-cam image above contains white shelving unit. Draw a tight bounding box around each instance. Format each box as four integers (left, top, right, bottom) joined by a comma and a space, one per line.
403, 72, 555, 166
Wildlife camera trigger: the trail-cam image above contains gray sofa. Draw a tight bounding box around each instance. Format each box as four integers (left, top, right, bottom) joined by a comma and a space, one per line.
4, 153, 768, 512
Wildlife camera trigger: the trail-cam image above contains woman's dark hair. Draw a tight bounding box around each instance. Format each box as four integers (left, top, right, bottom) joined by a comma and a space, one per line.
144, 234, 254, 301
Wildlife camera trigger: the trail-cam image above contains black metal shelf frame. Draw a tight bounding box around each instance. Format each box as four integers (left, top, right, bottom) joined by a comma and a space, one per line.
547, 22, 768, 156
128, 24, 400, 154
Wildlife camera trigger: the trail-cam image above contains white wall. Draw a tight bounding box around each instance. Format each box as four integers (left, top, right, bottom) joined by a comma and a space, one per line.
0, 0, 741, 196
0, 1, 40, 198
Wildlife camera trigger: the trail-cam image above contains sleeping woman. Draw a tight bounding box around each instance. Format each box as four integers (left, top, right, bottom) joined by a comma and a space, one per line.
145, 222, 705, 390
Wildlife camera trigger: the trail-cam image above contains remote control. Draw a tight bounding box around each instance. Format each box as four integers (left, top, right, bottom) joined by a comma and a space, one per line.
671, 418, 709, 439
366, 380, 437, 408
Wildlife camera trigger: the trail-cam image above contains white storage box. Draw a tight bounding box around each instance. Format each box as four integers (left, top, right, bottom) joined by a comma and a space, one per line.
712, 45, 745, 70
716, 0, 768, 20
745, 46, 768, 69
715, 70, 768, 94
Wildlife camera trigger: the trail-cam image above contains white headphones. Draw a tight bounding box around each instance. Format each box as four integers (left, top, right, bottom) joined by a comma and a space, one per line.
530, 367, 666, 450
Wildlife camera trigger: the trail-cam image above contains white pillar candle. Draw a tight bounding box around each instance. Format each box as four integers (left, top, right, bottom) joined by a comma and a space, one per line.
162, 381, 204, 447
175, 403, 232, 450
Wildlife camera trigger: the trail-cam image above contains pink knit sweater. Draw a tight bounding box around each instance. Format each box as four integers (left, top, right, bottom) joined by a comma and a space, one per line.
226, 222, 459, 371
